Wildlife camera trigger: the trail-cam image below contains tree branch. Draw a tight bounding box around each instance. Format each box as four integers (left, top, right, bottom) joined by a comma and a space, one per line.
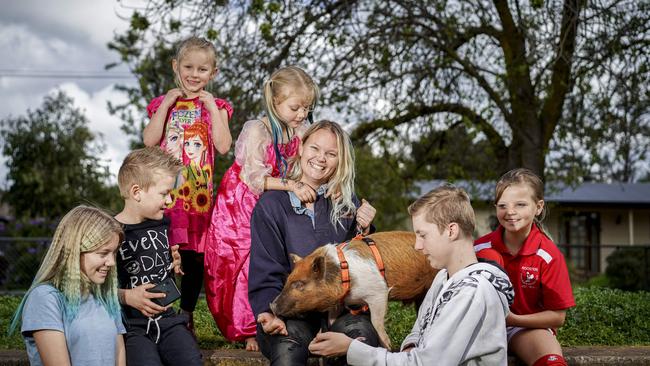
540, 0, 582, 145
350, 102, 506, 155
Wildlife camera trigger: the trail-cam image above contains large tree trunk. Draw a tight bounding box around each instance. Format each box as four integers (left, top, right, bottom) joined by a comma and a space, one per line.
496, 0, 581, 179
507, 124, 546, 178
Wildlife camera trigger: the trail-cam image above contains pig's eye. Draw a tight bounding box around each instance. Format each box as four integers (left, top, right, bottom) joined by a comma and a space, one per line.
291, 281, 305, 291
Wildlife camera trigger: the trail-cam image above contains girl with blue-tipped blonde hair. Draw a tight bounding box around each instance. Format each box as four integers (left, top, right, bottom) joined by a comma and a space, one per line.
10, 205, 126, 366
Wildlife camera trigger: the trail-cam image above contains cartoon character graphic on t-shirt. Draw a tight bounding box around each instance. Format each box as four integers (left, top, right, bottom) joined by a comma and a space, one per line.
163, 124, 184, 159
183, 122, 208, 166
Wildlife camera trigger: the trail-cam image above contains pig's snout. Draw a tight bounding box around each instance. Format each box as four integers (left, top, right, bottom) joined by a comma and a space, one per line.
271, 292, 300, 317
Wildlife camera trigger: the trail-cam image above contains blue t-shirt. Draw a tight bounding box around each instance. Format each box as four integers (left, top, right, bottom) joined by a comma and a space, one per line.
21, 284, 126, 366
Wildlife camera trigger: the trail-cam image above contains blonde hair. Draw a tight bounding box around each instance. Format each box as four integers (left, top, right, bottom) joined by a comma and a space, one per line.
173, 36, 218, 94
495, 168, 548, 233
10, 205, 124, 333
287, 120, 356, 227
263, 66, 320, 177
408, 184, 476, 239
118, 147, 183, 199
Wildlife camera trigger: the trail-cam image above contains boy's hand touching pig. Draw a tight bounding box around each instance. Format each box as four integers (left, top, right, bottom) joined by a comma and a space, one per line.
257, 312, 288, 336
308, 332, 355, 357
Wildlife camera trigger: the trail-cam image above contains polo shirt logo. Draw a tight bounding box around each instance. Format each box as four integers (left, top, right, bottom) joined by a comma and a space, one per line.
520, 266, 539, 287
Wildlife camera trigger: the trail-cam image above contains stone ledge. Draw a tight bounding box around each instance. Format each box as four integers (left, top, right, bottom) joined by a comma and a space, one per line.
1, 347, 649, 365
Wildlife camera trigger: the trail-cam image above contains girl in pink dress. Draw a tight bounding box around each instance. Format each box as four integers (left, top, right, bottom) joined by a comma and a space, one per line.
143, 36, 233, 332
205, 66, 319, 351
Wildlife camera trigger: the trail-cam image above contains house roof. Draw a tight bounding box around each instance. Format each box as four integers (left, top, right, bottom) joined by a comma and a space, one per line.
416, 180, 650, 206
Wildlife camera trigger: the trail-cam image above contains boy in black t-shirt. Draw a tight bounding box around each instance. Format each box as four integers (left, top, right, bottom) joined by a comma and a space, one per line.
115, 147, 202, 366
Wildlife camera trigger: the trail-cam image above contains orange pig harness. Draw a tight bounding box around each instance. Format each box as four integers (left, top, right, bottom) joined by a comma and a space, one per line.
335, 235, 386, 312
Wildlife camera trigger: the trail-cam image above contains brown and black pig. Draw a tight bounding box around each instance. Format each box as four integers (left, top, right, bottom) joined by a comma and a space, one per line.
270, 231, 437, 349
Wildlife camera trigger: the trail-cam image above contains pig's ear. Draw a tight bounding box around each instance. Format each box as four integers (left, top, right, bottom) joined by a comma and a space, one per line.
312, 256, 325, 277
290, 253, 303, 264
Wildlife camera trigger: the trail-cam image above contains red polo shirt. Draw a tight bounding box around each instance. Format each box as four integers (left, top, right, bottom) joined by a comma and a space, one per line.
474, 225, 575, 315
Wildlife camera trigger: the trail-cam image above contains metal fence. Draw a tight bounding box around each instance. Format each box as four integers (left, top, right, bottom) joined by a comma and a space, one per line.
1, 237, 649, 293
0, 237, 51, 293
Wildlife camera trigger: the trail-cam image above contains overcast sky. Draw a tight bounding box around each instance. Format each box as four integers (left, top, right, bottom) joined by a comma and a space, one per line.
0, 0, 141, 187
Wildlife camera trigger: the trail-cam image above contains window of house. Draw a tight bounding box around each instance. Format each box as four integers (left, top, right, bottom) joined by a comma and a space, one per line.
559, 212, 601, 275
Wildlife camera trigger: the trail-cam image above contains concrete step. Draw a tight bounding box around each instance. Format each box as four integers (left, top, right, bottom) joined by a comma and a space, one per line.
1, 347, 650, 365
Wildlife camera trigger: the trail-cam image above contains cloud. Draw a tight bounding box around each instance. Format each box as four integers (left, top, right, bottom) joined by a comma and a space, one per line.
0, 1, 139, 187
0, 0, 136, 49
57, 83, 132, 184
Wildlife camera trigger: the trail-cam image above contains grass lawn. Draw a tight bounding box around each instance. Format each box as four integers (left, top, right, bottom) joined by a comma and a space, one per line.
2, 286, 649, 350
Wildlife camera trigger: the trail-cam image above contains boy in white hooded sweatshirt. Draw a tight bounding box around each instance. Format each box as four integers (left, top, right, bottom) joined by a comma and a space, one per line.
309, 184, 515, 366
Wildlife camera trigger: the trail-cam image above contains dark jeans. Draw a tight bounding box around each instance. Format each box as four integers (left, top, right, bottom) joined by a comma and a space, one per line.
257, 311, 379, 366
123, 312, 202, 366
179, 250, 204, 312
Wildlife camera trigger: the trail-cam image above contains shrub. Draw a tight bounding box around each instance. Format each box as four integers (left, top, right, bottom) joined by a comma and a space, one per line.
0, 295, 25, 350
605, 247, 650, 291
559, 287, 650, 345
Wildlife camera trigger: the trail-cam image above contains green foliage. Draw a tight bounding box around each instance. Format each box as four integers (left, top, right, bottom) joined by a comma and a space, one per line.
206, 28, 218, 40
0, 91, 120, 219
385, 301, 418, 346
0, 296, 24, 350
605, 248, 650, 291
354, 145, 412, 231
405, 124, 502, 182
193, 297, 240, 349
580, 274, 611, 289
130, 12, 150, 31
559, 287, 650, 346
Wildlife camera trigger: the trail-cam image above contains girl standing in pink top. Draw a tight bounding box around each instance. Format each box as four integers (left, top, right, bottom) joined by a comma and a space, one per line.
205, 66, 319, 351
143, 36, 233, 333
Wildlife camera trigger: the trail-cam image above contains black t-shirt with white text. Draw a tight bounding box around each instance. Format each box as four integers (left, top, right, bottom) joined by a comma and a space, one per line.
117, 217, 175, 318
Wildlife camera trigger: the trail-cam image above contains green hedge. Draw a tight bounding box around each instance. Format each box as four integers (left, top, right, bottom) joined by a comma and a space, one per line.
558, 287, 650, 346
2, 286, 650, 350
604, 248, 650, 291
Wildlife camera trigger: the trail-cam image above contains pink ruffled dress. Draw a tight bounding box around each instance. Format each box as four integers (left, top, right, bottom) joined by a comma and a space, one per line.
204, 119, 305, 341
146, 95, 233, 252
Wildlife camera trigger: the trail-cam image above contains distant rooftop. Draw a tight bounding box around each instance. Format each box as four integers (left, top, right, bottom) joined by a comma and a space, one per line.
416, 180, 650, 206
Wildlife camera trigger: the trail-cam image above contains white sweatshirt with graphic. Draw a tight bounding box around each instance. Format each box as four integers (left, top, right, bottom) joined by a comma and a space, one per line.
347, 262, 514, 366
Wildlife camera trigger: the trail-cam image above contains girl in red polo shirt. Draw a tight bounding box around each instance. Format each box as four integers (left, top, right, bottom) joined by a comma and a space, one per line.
474, 168, 575, 366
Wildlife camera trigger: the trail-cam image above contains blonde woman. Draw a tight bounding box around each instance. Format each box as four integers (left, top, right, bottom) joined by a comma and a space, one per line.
10, 205, 126, 366
249, 120, 378, 365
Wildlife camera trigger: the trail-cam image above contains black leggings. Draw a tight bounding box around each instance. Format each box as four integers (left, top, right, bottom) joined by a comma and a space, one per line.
179, 250, 204, 312
257, 312, 379, 366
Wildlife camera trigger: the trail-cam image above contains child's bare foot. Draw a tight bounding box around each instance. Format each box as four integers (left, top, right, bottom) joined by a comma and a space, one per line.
245, 337, 259, 352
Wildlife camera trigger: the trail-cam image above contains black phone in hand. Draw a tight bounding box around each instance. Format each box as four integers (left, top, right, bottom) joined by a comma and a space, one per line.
148, 277, 181, 307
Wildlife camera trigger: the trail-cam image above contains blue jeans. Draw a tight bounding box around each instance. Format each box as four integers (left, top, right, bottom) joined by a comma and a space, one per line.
257, 311, 379, 366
